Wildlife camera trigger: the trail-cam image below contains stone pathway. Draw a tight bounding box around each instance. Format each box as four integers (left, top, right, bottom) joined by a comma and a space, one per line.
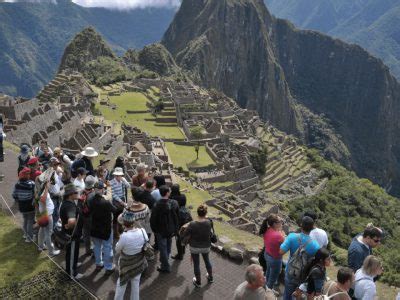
0, 149, 249, 300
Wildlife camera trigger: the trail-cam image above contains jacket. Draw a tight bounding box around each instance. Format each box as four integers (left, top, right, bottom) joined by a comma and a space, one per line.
89, 193, 117, 240
348, 234, 372, 272
150, 198, 179, 238
12, 179, 35, 213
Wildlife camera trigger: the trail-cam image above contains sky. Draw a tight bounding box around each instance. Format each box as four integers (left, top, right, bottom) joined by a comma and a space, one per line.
2, 0, 181, 9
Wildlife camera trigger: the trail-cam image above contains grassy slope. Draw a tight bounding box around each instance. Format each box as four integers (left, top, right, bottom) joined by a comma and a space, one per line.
165, 142, 215, 171
0, 212, 53, 288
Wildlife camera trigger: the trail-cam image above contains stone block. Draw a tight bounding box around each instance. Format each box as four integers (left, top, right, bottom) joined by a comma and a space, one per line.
227, 247, 244, 261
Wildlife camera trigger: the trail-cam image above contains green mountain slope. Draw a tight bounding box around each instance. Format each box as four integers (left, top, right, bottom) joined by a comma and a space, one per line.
0, 0, 175, 97
265, 0, 400, 79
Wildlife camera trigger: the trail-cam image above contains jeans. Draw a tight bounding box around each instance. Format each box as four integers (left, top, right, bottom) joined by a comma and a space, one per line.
38, 217, 56, 254
22, 211, 35, 240
92, 232, 113, 270
82, 216, 92, 253
264, 252, 282, 289
283, 271, 300, 300
156, 233, 172, 271
66, 239, 80, 276
175, 235, 185, 258
191, 252, 212, 283
114, 274, 141, 300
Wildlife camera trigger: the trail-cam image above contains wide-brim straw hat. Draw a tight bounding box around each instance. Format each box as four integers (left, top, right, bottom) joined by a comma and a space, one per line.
81, 147, 98, 157
113, 167, 124, 176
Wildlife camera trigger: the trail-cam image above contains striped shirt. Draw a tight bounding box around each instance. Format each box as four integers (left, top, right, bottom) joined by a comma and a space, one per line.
110, 178, 131, 202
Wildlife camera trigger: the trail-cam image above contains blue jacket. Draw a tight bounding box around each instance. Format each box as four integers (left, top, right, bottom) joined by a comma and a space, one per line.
348, 234, 372, 272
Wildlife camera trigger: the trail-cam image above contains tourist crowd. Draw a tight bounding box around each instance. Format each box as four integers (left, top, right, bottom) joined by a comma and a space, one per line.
11, 140, 385, 299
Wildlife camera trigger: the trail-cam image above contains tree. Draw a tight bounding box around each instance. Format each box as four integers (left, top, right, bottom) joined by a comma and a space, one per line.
190, 126, 204, 160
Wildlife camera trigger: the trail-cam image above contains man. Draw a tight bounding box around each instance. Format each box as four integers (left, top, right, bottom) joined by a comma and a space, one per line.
304, 211, 329, 248
323, 267, 354, 299
79, 175, 96, 255
110, 167, 131, 239
280, 216, 321, 300
73, 167, 87, 193
48, 157, 64, 227
233, 264, 276, 300
150, 185, 180, 273
136, 179, 156, 210
151, 174, 166, 202
71, 146, 98, 177
131, 163, 148, 188
53, 147, 72, 183
17, 144, 31, 174
12, 167, 36, 242
348, 225, 382, 272
60, 184, 83, 279
88, 181, 117, 275
27, 156, 42, 181
38, 146, 52, 171
33, 140, 53, 157
0, 114, 4, 163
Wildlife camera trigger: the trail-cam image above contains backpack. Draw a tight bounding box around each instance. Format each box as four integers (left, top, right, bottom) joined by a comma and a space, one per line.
179, 206, 192, 225
64, 152, 76, 161
287, 234, 315, 283
80, 190, 92, 217
313, 281, 350, 300
159, 201, 179, 238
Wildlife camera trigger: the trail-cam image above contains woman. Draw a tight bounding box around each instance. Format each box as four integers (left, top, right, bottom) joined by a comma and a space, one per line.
354, 255, 383, 300
301, 247, 331, 299
182, 204, 213, 288
259, 214, 285, 290
114, 209, 148, 300
170, 184, 187, 207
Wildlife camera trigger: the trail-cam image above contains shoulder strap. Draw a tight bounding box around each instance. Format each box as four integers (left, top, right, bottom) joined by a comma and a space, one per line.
140, 228, 148, 243
325, 281, 336, 295
208, 218, 216, 234
328, 291, 349, 299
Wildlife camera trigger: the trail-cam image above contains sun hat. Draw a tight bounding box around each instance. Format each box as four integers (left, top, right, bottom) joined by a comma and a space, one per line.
18, 167, 31, 179
20, 145, 30, 154
85, 175, 97, 189
27, 157, 39, 165
113, 167, 124, 176
80, 147, 98, 157
64, 183, 79, 197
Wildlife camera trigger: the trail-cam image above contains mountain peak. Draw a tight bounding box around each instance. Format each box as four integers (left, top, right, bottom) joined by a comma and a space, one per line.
58, 27, 115, 73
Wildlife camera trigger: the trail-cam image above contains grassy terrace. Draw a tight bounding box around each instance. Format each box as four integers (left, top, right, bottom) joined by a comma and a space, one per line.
95, 91, 184, 140
165, 142, 215, 171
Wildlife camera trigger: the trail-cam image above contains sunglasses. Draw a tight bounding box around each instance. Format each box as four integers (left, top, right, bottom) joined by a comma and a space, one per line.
373, 238, 381, 244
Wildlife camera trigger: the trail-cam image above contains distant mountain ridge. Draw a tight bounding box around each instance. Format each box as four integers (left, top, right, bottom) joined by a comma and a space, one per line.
264, 0, 400, 80
0, 0, 175, 97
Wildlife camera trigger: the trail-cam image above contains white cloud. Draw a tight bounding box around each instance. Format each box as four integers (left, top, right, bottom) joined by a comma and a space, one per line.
72, 0, 180, 9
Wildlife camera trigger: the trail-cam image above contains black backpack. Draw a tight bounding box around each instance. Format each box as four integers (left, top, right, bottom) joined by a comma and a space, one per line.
160, 201, 179, 238
179, 206, 193, 226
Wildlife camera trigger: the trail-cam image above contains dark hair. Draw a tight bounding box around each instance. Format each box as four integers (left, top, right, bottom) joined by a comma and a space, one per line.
363, 226, 382, 239
197, 204, 208, 217
114, 156, 125, 169
304, 247, 330, 277
170, 184, 181, 197
154, 175, 166, 188
159, 185, 170, 197
259, 214, 281, 235
77, 167, 87, 176
337, 267, 354, 284
301, 216, 315, 234
145, 180, 154, 190
304, 211, 318, 222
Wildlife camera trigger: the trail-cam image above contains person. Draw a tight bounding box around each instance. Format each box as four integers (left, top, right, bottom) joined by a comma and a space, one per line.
354, 256, 383, 300
36, 177, 60, 256
17, 144, 31, 174
172, 187, 192, 260
12, 167, 36, 242
151, 174, 166, 202
53, 147, 72, 183
299, 247, 331, 299
110, 167, 131, 239
111, 156, 126, 179
71, 147, 98, 177
89, 181, 117, 274
48, 157, 64, 228
98, 159, 111, 181
114, 209, 149, 300
323, 267, 354, 300
73, 167, 87, 194
136, 179, 156, 210
60, 184, 84, 279
33, 140, 53, 157
304, 211, 329, 248
259, 214, 285, 290
181, 204, 213, 287
348, 225, 382, 273
0, 114, 3, 163
233, 264, 276, 300
280, 216, 321, 300
150, 185, 179, 273
131, 163, 148, 188
117, 201, 152, 240
79, 175, 96, 255
38, 146, 52, 171
27, 156, 42, 181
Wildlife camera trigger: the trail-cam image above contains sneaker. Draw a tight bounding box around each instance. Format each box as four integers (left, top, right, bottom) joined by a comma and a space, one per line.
95, 265, 104, 271
38, 247, 44, 252
22, 234, 27, 239
156, 266, 170, 273
192, 277, 201, 288
104, 268, 115, 276
206, 273, 214, 283
74, 273, 84, 280
25, 238, 32, 243
49, 250, 61, 257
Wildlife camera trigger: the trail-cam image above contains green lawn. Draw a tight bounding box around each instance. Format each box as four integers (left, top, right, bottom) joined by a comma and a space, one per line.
166, 142, 215, 171
0, 212, 53, 288
212, 181, 235, 188
96, 92, 184, 140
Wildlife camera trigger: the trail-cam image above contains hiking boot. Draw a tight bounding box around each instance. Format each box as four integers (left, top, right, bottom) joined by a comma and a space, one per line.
74, 273, 84, 280
206, 273, 214, 283
157, 266, 170, 273
192, 277, 201, 288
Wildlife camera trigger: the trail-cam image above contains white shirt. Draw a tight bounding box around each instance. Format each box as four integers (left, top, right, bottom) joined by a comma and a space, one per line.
73, 178, 85, 194
39, 193, 54, 216
310, 227, 329, 247
115, 228, 148, 255
354, 269, 376, 300
49, 173, 64, 195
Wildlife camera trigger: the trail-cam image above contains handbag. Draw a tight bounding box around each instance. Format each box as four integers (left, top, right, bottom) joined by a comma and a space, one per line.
209, 218, 218, 244
53, 213, 80, 250
140, 228, 155, 261
35, 194, 49, 227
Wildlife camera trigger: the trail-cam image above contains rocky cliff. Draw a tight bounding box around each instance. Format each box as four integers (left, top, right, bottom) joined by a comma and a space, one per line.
162, 0, 400, 195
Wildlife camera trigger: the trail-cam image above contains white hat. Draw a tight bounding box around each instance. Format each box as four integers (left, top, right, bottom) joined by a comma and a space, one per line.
81, 147, 98, 157
113, 167, 124, 176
